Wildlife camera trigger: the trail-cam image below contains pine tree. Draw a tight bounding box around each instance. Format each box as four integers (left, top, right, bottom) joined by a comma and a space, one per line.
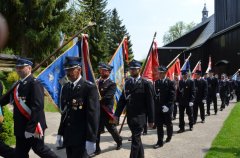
107, 8, 134, 62
78, 0, 110, 69
0, 0, 69, 62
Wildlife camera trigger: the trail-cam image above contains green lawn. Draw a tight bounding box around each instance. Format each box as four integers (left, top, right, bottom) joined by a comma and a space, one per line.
44, 96, 59, 112
205, 102, 240, 158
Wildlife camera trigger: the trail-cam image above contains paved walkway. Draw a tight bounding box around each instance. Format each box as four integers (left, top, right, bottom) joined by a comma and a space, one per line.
29, 99, 237, 158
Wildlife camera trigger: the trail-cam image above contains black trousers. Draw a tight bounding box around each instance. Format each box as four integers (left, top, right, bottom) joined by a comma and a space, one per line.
236, 91, 240, 102
193, 101, 205, 122
15, 136, 58, 158
0, 140, 15, 158
207, 94, 218, 114
173, 102, 178, 118
129, 125, 144, 158
156, 112, 173, 144
220, 93, 228, 109
96, 117, 122, 150
179, 104, 194, 130
66, 144, 89, 158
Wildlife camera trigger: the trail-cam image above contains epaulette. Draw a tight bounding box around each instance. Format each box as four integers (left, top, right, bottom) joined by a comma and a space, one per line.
85, 80, 94, 85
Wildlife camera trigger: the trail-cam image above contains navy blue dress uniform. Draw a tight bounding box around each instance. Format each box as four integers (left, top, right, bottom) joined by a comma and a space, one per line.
235, 73, 240, 102
95, 63, 122, 154
0, 81, 15, 158
177, 70, 195, 133
219, 74, 230, 111
0, 58, 58, 158
226, 77, 234, 104
193, 70, 208, 124
115, 60, 154, 158
153, 66, 175, 148
173, 76, 180, 120
206, 70, 219, 115
57, 57, 100, 158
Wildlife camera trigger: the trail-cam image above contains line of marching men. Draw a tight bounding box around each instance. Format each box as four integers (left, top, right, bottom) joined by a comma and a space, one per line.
1, 56, 239, 158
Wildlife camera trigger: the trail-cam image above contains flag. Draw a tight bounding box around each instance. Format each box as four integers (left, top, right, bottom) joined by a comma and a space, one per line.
109, 38, 126, 103
232, 69, 240, 81
81, 34, 96, 82
166, 58, 181, 80
192, 61, 201, 79
181, 60, 191, 72
232, 73, 237, 81
142, 40, 159, 82
37, 40, 80, 106
206, 56, 212, 73
123, 37, 129, 62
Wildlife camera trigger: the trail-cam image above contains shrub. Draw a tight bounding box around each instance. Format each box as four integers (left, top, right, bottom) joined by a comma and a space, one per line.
0, 107, 15, 146
6, 71, 19, 84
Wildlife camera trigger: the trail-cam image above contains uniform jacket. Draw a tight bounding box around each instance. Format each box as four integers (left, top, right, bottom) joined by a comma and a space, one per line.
178, 79, 195, 104
219, 80, 230, 95
98, 78, 116, 115
58, 78, 100, 147
115, 77, 154, 128
206, 77, 219, 95
0, 75, 47, 137
194, 78, 208, 102
154, 78, 175, 112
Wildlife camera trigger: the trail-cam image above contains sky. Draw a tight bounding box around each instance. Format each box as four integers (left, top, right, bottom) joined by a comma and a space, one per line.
107, 0, 215, 60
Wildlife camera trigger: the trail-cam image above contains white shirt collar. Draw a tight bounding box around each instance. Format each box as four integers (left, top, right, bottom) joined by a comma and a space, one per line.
71, 75, 82, 88
132, 75, 141, 82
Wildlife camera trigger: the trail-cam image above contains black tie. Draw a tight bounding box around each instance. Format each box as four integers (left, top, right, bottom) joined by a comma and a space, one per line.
71, 83, 74, 90
134, 79, 137, 84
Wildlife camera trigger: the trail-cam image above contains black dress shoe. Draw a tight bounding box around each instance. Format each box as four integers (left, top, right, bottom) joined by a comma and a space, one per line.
94, 149, 101, 155
153, 143, 163, 149
177, 129, 185, 133
165, 137, 171, 143
190, 127, 193, 131
116, 141, 122, 150
142, 132, 147, 135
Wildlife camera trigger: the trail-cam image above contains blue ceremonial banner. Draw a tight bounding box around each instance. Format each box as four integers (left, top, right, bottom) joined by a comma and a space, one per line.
37, 41, 80, 107
181, 60, 191, 73
109, 43, 125, 103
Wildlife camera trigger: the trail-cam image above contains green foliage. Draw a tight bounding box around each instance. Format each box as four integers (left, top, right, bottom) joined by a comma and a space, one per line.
0, 71, 6, 79
0, 47, 16, 55
0, 0, 69, 62
205, 102, 240, 158
0, 107, 15, 146
106, 8, 134, 62
163, 21, 196, 45
44, 97, 59, 112
6, 71, 19, 85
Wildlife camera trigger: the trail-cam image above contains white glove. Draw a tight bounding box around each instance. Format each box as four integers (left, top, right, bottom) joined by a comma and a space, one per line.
24, 131, 34, 139
162, 105, 169, 113
86, 141, 96, 155
202, 100, 206, 104
189, 102, 194, 107
175, 102, 179, 106
56, 135, 63, 147
216, 93, 220, 97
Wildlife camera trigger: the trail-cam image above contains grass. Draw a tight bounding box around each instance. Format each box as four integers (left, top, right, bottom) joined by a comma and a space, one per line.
44, 96, 59, 112
205, 102, 240, 158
